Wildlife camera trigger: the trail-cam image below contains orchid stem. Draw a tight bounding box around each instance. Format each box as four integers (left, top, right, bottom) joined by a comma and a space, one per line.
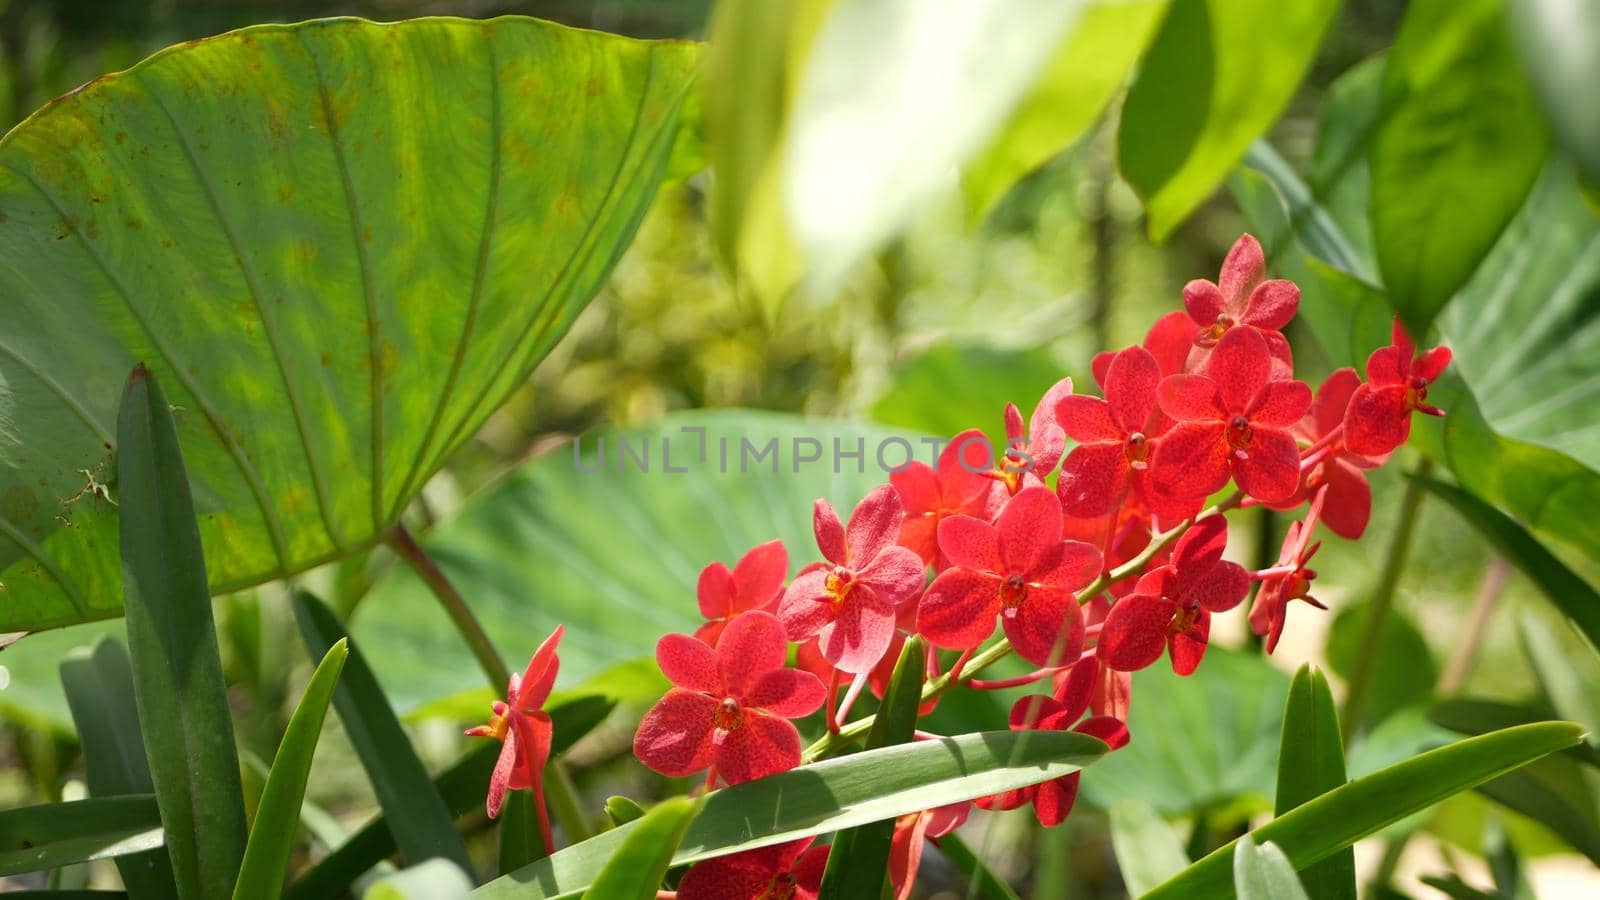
1340, 459, 1431, 736
387, 523, 510, 690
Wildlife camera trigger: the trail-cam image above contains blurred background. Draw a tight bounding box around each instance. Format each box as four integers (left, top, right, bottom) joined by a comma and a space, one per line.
2, 1, 1597, 897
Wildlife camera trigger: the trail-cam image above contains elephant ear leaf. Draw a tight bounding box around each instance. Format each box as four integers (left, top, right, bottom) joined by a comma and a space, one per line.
0, 15, 699, 632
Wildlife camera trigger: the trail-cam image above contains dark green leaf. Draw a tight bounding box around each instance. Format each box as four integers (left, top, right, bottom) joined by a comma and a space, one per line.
476, 730, 1109, 899
498, 791, 546, 876
1474, 763, 1600, 865
1233, 836, 1309, 900
233, 639, 349, 900
59, 638, 178, 898
817, 636, 925, 898
1144, 722, 1583, 899
1108, 800, 1189, 896
585, 797, 699, 900
1419, 874, 1499, 900
117, 366, 248, 899
0, 796, 163, 877
1118, 0, 1339, 239
1430, 698, 1600, 769
0, 17, 699, 632
1371, 0, 1549, 336
1507, 0, 1600, 185
1275, 666, 1355, 900
1326, 601, 1436, 731
292, 591, 472, 871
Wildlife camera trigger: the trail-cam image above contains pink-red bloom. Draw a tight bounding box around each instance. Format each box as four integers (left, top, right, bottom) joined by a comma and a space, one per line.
989, 378, 1073, 495
1268, 367, 1386, 539
635, 611, 826, 785
1152, 327, 1312, 503
978, 658, 1129, 826
466, 626, 563, 848
1097, 517, 1249, 675
1250, 489, 1327, 654
918, 487, 1102, 666
1344, 318, 1451, 457
890, 428, 1000, 568
1093, 311, 1199, 388
696, 540, 788, 646
677, 837, 829, 899
889, 802, 971, 899
1182, 233, 1298, 372
778, 486, 927, 674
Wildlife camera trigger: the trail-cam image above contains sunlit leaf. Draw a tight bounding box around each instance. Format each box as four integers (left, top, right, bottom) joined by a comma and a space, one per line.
585, 797, 699, 900
1507, 0, 1600, 185
1275, 666, 1355, 900
365, 859, 474, 900
0, 796, 163, 877
1233, 836, 1310, 900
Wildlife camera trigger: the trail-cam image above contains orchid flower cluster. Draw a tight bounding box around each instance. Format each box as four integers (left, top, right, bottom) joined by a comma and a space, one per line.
469, 235, 1451, 899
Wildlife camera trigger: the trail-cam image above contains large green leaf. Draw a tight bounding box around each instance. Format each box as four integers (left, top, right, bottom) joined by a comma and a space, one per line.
233, 639, 348, 900
0, 796, 164, 877
1372, 0, 1549, 336
292, 592, 473, 872
1274, 666, 1355, 900
476, 730, 1110, 899
117, 367, 248, 900
355, 411, 912, 713
1117, 0, 1338, 240
0, 16, 699, 632
1507, 0, 1600, 186
584, 797, 699, 900
1108, 800, 1188, 896
961, 0, 1169, 222
59, 639, 178, 897
1143, 722, 1583, 899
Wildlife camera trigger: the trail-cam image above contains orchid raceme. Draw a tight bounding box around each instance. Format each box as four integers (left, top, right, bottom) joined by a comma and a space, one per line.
778, 485, 927, 673
1344, 318, 1452, 457
696, 539, 788, 646
636, 611, 826, 785
917, 486, 1102, 666
1181, 232, 1298, 372
465, 625, 563, 849
1268, 367, 1386, 539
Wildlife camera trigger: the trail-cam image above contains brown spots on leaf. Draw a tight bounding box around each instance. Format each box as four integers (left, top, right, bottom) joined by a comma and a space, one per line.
3, 487, 39, 526
278, 184, 295, 203
293, 238, 316, 261
377, 340, 398, 380
320, 351, 332, 366
126, 216, 143, 230
362, 226, 373, 244
585, 75, 605, 97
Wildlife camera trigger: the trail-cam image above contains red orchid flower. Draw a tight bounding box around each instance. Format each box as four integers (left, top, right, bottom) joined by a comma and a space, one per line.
1250, 488, 1328, 654
1057, 346, 1201, 522
778, 486, 927, 674
634, 611, 826, 786
890, 428, 1002, 567
1344, 318, 1451, 457
696, 539, 788, 646
677, 837, 830, 900
465, 626, 563, 847
1267, 367, 1386, 539
1151, 327, 1312, 504
1091, 310, 1199, 388
1097, 516, 1249, 675
917, 487, 1102, 666
796, 624, 939, 718
989, 378, 1073, 495
889, 802, 971, 900
1069, 598, 1133, 720
978, 658, 1129, 826
1181, 233, 1298, 371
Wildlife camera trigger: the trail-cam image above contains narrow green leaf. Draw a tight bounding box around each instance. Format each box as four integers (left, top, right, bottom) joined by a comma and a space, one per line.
935, 833, 1022, 900
1118, 0, 1339, 239
1414, 475, 1600, 652
1108, 800, 1188, 896
818, 636, 925, 898
1507, 0, 1600, 186
1144, 722, 1583, 899
1233, 836, 1310, 900
292, 591, 472, 871
586, 797, 700, 900
477, 730, 1109, 899
604, 796, 646, 829
1430, 698, 1600, 769
1371, 0, 1549, 336
365, 859, 475, 900
1274, 666, 1355, 900
59, 638, 179, 897
1419, 873, 1499, 900
1474, 765, 1600, 865
117, 365, 249, 899
232, 639, 349, 900
0, 796, 163, 877
285, 692, 616, 900
499, 791, 547, 876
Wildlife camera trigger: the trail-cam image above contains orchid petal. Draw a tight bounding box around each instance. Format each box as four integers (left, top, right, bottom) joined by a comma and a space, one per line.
1097, 594, 1176, 672
744, 668, 827, 718
917, 568, 1001, 652
936, 514, 1002, 573
657, 632, 721, 694
998, 486, 1065, 575
717, 712, 802, 784
846, 484, 905, 565
1005, 583, 1084, 667
1232, 427, 1302, 503
633, 688, 718, 777
717, 610, 789, 698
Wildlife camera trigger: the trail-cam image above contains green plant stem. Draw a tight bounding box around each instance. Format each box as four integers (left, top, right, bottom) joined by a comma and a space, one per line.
803, 493, 1242, 760
1340, 458, 1432, 737
545, 760, 592, 844
386, 523, 510, 690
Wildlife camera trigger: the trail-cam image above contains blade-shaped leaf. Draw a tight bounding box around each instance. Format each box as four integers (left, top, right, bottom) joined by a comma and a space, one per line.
1117, 0, 1338, 240
0, 796, 163, 877
59, 638, 178, 897
1274, 666, 1354, 900
0, 16, 699, 632
585, 797, 699, 900
1430, 698, 1600, 769
232, 638, 349, 900
1144, 722, 1583, 899
817, 636, 925, 898
1233, 836, 1310, 900
475, 730, 1109, 899
292, 591, 472, 871
1108, 800, 1188, 897
117, 366, 248, 899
